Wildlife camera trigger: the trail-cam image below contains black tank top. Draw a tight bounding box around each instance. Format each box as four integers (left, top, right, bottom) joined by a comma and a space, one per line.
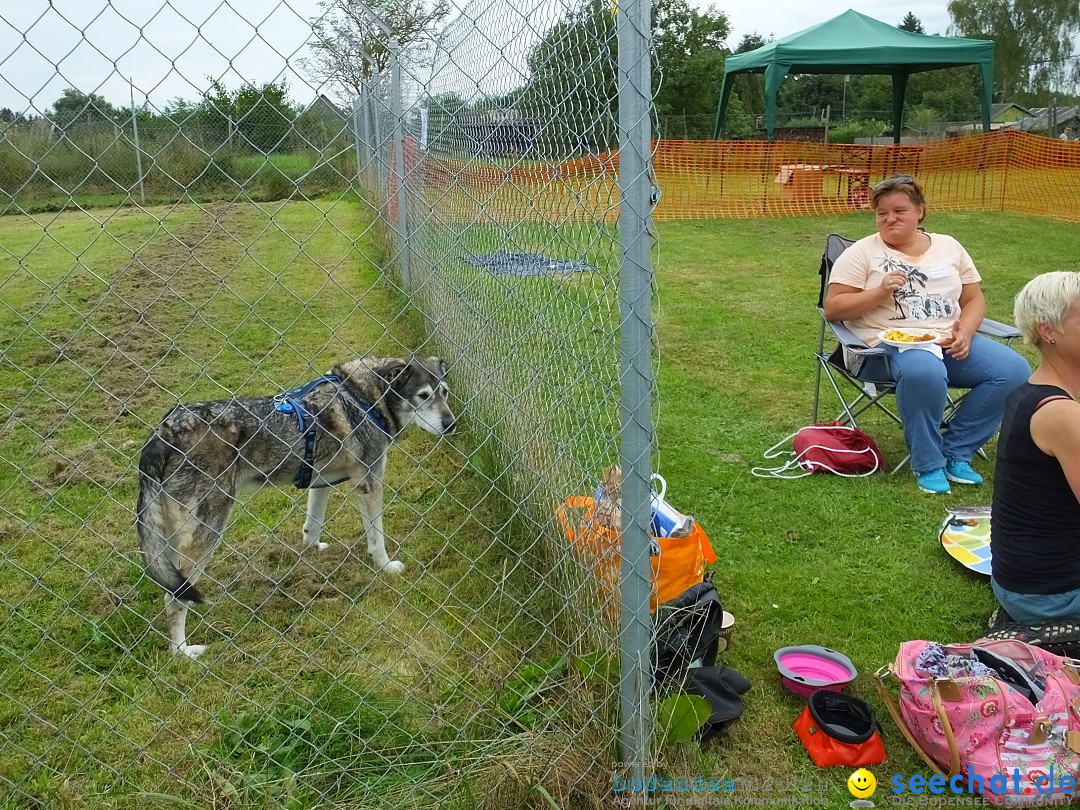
992, 383, 1080, 594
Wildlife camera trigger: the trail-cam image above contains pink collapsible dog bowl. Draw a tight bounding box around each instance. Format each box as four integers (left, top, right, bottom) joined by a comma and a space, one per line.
774, 645, 858, 697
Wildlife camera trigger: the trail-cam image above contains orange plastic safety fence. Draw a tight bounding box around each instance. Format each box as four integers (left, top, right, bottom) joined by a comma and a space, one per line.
414, 130, 1079, 225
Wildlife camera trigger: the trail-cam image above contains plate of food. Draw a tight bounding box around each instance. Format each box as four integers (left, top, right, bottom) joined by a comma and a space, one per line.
877, 328, 940, 348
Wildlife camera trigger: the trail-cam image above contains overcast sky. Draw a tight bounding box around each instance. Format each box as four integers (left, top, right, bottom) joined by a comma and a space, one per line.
0, 0, 958, 113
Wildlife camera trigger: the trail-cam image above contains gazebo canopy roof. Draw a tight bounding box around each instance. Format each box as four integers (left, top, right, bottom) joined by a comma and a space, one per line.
716, 9, 995, 141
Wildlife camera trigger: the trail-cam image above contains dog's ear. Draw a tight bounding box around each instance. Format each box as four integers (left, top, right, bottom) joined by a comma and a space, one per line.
374, 358, 410, 388
428, 356, 448, 379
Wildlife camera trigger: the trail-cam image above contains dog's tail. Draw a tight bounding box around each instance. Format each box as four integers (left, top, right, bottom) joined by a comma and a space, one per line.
136, 435, 205, 604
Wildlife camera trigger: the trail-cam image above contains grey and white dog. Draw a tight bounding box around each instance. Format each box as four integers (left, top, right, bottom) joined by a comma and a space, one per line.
136, 356, 456, 659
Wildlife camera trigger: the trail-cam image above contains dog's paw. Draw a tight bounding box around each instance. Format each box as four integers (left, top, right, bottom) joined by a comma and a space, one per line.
175, 644, 207, 660
382, 560, 406, 575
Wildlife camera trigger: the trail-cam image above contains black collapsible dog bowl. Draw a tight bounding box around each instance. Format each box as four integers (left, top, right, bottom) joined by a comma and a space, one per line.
806, 689, 877, 743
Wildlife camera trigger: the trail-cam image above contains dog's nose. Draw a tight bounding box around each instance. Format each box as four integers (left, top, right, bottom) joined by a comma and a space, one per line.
444, 418, 457, 434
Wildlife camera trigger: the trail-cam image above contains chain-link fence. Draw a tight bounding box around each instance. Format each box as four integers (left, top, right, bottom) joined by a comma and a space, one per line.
1, 100, 356, 211
1, 0, 658, 807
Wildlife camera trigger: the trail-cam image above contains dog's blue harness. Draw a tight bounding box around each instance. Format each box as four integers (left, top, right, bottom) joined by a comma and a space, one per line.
273, 375, 389, 489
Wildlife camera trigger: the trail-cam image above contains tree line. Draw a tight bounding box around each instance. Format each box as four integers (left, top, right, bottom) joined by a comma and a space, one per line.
306, 0, 1079, 143
1, 81, 348, 153
5, 0, 1077, 148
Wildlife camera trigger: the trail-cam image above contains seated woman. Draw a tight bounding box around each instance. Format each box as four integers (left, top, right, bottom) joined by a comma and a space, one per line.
823, 175, 1030, 494
991, 272, 1080, 624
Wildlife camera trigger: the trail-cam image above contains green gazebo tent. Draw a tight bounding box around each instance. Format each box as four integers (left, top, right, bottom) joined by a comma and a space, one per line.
714, 9, 995, 143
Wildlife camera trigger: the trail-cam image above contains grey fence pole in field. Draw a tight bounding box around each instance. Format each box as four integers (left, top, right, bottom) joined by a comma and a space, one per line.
390, 37, 410, 290
130, 78, 145, 205
616, 0, 655, 782
352, 96, 364, 182
369, 90, 383, 192
361, 88, 373, 181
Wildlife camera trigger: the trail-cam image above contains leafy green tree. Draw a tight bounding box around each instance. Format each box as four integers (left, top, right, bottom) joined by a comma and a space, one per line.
652, 0, 730, 137
168, 80, 296, 152
777, 74, 845, 119
723, 33, 768, 132
723, 93, 755, 138
163, 97, 200, 119
294, 97, 351, 150
521, 0, 616, 151
735, 33, 767, 50
303, 0, 451, 101
49, 89, 119, 130
898, 12, 926, 33
230, 82, 296, 152
523, 0, 731, 146
194, 79, 235, 147
907, 67, 981, 120
921, 87, 979, 120
851, 75, 892, 117
947, 0, 1080, 102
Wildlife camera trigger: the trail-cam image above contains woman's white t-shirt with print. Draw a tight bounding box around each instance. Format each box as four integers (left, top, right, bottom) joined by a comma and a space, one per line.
829, 232, 982, 346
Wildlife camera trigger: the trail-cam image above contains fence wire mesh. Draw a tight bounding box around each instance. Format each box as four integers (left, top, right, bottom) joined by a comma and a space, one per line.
0, 0, 656, 807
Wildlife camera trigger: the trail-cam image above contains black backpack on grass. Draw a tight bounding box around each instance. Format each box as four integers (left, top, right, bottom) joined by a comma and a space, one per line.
652, 575, 751, 742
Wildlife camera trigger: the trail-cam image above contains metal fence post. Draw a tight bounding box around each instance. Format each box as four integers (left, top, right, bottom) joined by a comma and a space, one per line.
391, 37, 410, 290
130, 78, 146, 205
616, 0, 655, 785
356, 96, 369, 183
369, 88, 382, 193
362, 88, 374, 186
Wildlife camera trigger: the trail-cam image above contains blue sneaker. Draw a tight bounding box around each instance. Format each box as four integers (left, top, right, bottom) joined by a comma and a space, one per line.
945, 460, 984, 485
916, 469, 951, 494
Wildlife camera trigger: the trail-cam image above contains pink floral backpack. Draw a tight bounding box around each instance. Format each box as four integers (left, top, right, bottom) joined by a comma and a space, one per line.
877, 639, 1080, 806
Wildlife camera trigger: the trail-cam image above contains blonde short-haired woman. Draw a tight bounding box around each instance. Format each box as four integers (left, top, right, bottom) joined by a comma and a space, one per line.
991, 272, 1080, 623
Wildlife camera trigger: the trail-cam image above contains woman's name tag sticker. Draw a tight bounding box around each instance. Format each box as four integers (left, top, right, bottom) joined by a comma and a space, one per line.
929, 266, 950, 279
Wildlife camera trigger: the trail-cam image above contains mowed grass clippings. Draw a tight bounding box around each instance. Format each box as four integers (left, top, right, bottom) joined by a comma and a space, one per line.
0, 197, 590, 808
648, 211, 1075, 802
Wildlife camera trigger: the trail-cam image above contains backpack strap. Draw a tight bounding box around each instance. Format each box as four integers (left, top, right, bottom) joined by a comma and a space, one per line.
752, 444, 881, 479
751, 430, 812, 478
875, 666, 960, 778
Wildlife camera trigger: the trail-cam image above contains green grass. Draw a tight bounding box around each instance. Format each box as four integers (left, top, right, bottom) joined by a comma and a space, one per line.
2, 194, 1076, 809
232, 153, 321, 178
407, 216, 624, 492
0, 195, 611, 809
355, 205, 1076, 806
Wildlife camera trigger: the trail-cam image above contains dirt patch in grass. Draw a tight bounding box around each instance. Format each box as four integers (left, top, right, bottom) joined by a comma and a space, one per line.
80, 203, 240, 402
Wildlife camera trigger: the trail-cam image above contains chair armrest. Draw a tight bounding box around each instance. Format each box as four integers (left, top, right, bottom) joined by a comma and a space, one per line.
976, 317, 1022, 341
822, 314, 887, 357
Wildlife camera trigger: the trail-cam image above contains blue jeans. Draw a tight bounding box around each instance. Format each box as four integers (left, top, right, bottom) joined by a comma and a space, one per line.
992, 577, 1080, 624
863, 334, 1030, 474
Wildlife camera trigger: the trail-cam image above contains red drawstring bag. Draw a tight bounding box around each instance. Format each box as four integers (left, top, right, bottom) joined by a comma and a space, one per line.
753, 422, 885, 478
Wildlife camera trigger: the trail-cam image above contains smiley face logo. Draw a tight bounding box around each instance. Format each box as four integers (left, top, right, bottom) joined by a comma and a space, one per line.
848, 768, 877, 799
